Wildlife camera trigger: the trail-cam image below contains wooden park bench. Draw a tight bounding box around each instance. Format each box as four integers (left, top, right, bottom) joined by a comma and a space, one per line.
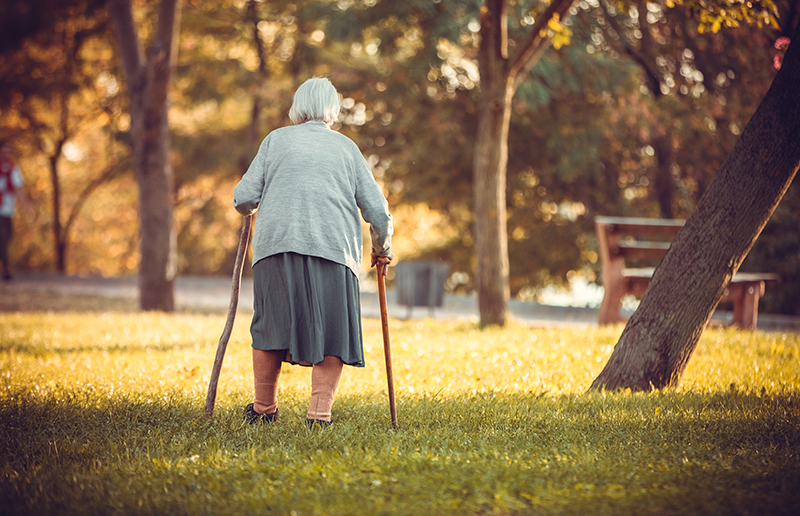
595, 216, 779, 330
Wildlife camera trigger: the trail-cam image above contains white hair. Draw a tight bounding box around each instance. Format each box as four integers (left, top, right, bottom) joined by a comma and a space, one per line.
288, 77, 341, 125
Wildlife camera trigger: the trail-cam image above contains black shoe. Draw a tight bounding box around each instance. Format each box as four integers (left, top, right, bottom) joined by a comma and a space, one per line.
243, 403, 278, 424
305, 418, 333, 429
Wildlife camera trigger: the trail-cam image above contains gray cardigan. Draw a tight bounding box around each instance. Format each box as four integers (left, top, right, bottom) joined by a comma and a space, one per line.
233, 121, 393, 277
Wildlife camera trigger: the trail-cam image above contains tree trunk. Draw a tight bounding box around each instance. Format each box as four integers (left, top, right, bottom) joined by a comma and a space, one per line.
238, 0, 268, 174
134, 86, 177, 311
473, 0, 575, 326
48, 153, 66, 273
109, 0, 180, 311
652, 133, 674, 218
591, 25, 800, 391
474, 0, 512, 326
474, 89, 513, 326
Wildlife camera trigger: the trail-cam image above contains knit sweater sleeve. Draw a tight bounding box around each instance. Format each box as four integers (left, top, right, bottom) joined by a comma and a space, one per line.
354, 155, 393, 257
232, 136, 269, 215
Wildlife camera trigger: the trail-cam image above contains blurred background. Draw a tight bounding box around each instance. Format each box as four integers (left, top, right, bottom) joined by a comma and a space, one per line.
0, 0, 798, 315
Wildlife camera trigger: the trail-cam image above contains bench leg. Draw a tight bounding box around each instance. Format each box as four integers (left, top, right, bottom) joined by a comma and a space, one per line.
732, 281, 765, 331
598, 282, 625, 325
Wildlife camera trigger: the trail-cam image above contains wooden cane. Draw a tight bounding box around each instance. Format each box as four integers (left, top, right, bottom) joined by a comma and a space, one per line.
376, 258, 398, 428
204, 214, 253, 418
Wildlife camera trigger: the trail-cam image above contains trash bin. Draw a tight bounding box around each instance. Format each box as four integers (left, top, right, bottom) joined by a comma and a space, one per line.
394, 261, 449, 318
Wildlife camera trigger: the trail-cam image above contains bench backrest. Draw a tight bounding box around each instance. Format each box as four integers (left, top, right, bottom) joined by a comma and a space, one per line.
595, 216, 685, 264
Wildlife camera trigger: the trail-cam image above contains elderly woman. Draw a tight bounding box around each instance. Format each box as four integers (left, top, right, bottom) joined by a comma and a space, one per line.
233, 77, 393, 427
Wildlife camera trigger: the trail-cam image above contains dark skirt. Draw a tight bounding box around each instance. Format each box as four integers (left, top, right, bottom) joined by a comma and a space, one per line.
250, 252, 365, 367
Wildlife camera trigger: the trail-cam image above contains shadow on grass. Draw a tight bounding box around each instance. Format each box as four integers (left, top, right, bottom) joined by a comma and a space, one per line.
2, 386, 799, 515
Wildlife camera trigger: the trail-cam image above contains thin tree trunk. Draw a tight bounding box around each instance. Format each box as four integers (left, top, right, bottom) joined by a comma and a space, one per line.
17, 104, 70, 273
48, 153, 65, 272
603, 0, 681, 218
51, 32, 71, 273
238, 0, 268, 174
591, 25, 800, 391
652, 133, 674, 218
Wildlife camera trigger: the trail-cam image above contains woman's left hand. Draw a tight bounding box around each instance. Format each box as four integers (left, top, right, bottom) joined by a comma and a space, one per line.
371, 252, 394, 276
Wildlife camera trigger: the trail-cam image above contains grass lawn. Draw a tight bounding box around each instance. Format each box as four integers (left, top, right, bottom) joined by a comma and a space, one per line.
1, 290, 798, 515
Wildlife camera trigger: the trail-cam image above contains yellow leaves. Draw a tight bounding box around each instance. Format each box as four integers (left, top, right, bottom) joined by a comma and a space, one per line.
691, 1, 779, 34
542, 13, 573, 51
551, 30, 573, 50
547, 14, 563, 32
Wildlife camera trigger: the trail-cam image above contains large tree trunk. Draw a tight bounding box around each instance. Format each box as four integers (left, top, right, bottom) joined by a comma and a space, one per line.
474, 0, 512, 326
109, 0, 180, 311
591, 26, 800, 391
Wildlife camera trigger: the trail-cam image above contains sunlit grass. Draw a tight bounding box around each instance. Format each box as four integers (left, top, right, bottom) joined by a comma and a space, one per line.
2, 310, 799, 515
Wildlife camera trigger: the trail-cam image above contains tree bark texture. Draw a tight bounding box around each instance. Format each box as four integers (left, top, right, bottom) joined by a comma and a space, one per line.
474, 0, 575, 326
591, 25, 800, 391
109, 0, 180, 311
474, 0, 512, 326
653, 133, 675, 219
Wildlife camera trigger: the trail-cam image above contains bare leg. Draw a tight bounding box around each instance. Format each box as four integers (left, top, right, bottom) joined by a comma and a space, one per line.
252, 349, 283, 415
307, 355, 343, 421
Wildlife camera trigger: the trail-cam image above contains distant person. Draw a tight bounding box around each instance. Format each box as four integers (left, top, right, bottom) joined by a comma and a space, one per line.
0, 140, 32, 281
233, 77, 394, 428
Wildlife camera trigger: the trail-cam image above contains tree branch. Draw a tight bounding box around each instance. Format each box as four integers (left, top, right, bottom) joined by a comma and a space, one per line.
599, 0, 662, 98
248, 0, 268, 78
478, 0, 509, 86
72, 20, 109, 61
777, 0, 800, 36
16, 100, 53, 156
63, 159, 128, 237
107, 0, 144, 85
680, 15, 715, 95
508, 0, 576, 90
155, 0, 181, 68
146, 0, 181, 121
239, 0, 270, 173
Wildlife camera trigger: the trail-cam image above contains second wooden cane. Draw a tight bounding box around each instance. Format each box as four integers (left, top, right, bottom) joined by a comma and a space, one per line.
376, 259, 398, 428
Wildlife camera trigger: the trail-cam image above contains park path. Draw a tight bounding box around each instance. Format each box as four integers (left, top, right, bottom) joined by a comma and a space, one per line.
4, 272, 800, 330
